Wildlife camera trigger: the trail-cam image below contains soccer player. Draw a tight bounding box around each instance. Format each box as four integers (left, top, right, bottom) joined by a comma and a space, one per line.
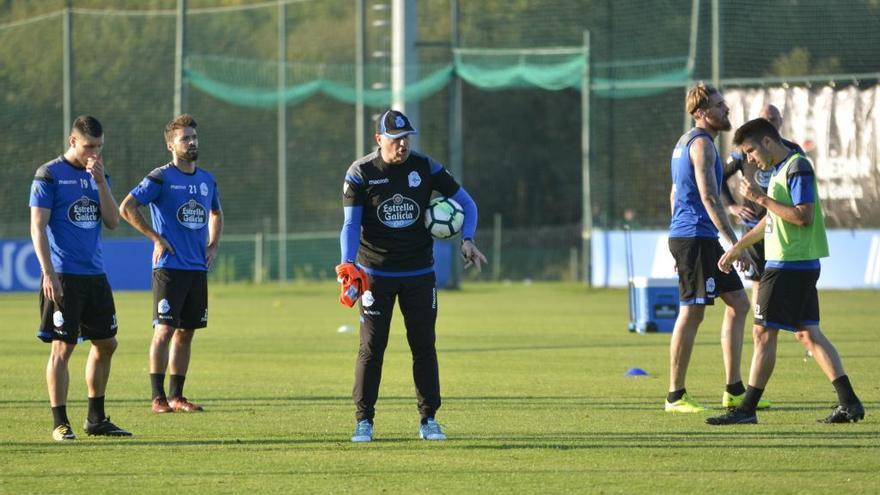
666, 83, 759, 413
119, 114, 223, 414
29, 115, 132, 441
706, 118, 864, 425
721, 104, 803, 300
339, 110, 487, 442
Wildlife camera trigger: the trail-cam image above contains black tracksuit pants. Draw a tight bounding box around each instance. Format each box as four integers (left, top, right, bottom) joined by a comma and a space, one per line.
353, 272, 440, 422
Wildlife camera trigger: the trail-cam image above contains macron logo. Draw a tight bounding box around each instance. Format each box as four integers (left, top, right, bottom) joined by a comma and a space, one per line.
368, 178, 390, 185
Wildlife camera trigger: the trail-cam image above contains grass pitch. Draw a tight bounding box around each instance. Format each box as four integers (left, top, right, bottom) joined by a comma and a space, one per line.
1, 282, 878, 493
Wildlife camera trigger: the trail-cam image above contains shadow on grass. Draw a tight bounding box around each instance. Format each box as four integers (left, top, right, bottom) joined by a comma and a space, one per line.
2, 429, 877, 453
1, 396, 875, 413
442, 341, 669, 353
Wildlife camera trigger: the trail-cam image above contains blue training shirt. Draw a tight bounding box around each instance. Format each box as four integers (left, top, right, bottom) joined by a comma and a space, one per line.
29, 156, 109, 275
669, 128, 722, 238
130, 163, 221, 271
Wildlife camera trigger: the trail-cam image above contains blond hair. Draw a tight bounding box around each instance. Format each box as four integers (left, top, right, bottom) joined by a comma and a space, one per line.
685, 82, 718, 116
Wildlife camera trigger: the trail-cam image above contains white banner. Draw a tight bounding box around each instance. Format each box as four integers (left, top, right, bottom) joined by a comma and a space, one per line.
724, 85, 880, 228
591, 230, 880, 289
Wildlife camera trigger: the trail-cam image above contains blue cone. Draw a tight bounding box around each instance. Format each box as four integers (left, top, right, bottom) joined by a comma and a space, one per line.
624, 367, 648, 376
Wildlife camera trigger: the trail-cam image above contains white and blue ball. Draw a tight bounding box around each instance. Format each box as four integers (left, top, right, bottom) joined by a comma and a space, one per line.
424, 197, 464, 239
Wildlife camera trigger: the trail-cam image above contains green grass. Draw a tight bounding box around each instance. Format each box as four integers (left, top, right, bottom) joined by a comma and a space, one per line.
1, 282, 878, 494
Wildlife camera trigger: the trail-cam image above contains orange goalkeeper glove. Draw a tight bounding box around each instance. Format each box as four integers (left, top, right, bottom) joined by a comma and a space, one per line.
335, 262, 370, 307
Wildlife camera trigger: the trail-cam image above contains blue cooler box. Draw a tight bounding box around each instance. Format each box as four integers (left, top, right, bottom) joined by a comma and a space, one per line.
632, 277, 679, 333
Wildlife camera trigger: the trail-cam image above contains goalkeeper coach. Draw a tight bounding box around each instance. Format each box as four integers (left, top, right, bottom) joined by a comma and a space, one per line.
339, 110, 486, 442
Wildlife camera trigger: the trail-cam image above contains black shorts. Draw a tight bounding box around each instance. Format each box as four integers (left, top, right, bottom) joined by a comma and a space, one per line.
744, 239, 766, 282
669, 237, 744, 305
754, 268, 820, 331
38, 274, 118, 344
153, 269, 208, 329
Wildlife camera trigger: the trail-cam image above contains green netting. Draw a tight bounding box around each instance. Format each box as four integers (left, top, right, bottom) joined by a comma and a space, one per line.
186, 50, 690, 108
186, 56, 454, 108
453, 49, 587, 91
592, 56, 691, 98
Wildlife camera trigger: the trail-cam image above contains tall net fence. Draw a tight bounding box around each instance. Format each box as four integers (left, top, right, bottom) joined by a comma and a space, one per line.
2, 0, 879, 283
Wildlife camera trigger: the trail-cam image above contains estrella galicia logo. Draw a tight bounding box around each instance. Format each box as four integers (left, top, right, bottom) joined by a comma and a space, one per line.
67, 196, 100, 229
378, 194, 419, 228
177, 199, 208, 229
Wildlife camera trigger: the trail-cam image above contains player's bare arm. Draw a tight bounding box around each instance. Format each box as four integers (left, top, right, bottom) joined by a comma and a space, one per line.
119, 193, 175, 264
87, 155, 120, 230
718, 216, 766, 274
30, 206, 63, 303
691, 138, 754, 271
739, 180, 813, 226
690, 138, 739, 245
206, 208, 224, 268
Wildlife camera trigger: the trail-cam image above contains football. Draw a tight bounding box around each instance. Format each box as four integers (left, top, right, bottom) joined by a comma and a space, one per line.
424, 197, 464, 239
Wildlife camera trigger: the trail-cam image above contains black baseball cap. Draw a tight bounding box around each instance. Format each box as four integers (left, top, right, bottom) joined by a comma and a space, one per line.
376, 110, 418, 139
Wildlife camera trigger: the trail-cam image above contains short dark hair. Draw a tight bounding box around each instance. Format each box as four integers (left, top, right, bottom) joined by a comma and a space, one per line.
72, 115, 103, 138
164, 113, 197, 142
733, 118, 782, 146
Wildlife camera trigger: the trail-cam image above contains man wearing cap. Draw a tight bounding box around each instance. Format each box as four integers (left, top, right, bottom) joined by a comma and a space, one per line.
339, 109, 487, 442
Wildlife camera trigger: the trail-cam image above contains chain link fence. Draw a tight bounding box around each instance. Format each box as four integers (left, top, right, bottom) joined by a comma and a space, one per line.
2, 0, 878, 282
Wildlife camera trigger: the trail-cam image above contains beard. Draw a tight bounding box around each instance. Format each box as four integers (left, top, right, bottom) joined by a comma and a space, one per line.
178, 148, 198, 162
712, 115, 732, 132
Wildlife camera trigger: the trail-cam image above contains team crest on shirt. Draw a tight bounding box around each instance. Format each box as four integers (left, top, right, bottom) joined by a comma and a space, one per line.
158, 299, 171, 314
378, 194, 420, 228
200, 182, 209, 197
705, 277, 716, 294
408, 171, 421, 187
177, 199, 208, 229
67, 196, 101, 229
754, 169, 772, 188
